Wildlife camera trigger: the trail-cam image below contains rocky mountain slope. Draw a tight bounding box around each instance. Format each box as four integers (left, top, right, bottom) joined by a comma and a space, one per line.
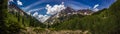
0, 2, 46, 34
45, 7, 94, 25
49, 0, 120, 34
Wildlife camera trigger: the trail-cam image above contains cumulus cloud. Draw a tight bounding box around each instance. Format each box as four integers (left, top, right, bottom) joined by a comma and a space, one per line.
33, 12, 39, 17
93, 8, 99, 11
26, 8, 44, 15
37, 14, 50, 22
17, 0, 23, 5
93, 4, 99, 11
32, 12, 50, 23
46, 2, 66, 15
26, 7, 50, 22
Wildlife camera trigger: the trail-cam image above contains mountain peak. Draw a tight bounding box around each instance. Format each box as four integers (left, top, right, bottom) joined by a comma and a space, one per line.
45, 7, 94, 24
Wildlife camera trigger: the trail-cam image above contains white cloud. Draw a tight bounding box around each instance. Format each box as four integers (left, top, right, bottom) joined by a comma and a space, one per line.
46, 2, 66, 15
26, 8, 44, 15
28, 8, 44, 13
93, 4, 99, 9
32, 12, 50, 23
26, 2, 66, 23
93, 4, 99, 12
93, 8, 99, 11
17, 0, 23, 5
33, 12, 39, 17
26, 12, 31, 15
37, 14, 50, 22
24, 0, 45, 10
26, 7, 50, 23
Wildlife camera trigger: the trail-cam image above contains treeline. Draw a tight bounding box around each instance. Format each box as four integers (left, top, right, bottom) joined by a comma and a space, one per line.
0, 0, 46, 34
51, 0, 120, 34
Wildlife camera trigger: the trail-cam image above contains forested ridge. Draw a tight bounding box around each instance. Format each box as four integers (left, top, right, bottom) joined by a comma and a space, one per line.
50, 0, 120, 34
0, 0, 46, 34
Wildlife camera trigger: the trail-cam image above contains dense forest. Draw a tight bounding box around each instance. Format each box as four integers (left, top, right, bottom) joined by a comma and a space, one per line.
50, 0, 120, 34
0, 0, 46, 34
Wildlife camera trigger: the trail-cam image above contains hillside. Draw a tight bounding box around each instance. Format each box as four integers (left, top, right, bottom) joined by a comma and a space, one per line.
50, 0, 120, 34
0, 1, 46, 34
0, 0, 120, 34
45, 7, 93, 25
9, 2, 46, 27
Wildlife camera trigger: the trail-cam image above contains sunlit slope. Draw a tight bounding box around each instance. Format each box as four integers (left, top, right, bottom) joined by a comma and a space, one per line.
51, 0, 120, 34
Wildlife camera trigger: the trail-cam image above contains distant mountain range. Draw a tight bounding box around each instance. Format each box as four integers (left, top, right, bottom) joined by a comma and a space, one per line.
45, 7, 94, 25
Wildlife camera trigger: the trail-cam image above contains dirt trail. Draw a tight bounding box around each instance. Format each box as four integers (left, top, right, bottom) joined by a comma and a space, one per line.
19, 27, 90, 34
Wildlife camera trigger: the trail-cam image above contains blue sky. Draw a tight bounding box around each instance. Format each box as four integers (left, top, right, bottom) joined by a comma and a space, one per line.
9, 0, 116, 13
9, 0, 116, 22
